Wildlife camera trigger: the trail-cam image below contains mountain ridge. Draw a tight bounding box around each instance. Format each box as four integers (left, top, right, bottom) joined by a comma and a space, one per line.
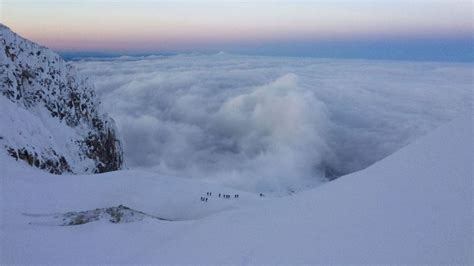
0, 24, 123, 174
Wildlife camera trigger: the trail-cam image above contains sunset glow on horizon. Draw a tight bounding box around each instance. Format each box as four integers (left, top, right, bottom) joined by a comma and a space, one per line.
1, 0, 472, 60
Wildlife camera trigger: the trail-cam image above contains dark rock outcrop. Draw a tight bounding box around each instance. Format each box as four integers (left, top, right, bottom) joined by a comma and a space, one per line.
0, 24, 123, 174
24, 205, 169, 226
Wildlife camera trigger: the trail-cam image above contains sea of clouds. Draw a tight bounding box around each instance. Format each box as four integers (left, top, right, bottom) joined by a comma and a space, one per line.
74, 54, 473, 194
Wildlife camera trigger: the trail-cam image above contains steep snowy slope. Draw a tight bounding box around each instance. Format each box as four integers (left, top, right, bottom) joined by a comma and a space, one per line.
0, 24, 122, 174
0, 114, 471, 264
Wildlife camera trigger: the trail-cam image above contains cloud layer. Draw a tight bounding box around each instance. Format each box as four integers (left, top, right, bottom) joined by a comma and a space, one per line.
74, 54, 473, 193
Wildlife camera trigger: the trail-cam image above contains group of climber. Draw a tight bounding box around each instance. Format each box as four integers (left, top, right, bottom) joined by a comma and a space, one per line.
219, 193, 239, 199
200, 191, 240, 202
200, 191, 265, 202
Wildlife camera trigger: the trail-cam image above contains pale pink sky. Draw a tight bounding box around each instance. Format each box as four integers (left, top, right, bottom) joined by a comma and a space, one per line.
1, 0, 472, 52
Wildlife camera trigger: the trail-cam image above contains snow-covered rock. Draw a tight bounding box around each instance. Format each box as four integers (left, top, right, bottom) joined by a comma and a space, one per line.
0, 24, 123, 174
24, 205, 167, 226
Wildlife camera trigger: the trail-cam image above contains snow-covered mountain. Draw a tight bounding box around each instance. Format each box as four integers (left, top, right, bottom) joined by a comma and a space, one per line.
0, 113, 471, 264
0, 24, 123, 174
0, 23, 471, 264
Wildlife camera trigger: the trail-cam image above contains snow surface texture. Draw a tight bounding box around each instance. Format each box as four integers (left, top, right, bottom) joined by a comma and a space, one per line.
74, 54, 473, 193
0, 114, 472, 264
0, 24, 123, 174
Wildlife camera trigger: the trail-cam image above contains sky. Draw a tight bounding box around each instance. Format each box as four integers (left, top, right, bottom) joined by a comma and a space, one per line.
1, 0, 473, 61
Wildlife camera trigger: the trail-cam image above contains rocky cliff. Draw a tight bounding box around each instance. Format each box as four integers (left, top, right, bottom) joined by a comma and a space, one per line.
0, 24, 123, 174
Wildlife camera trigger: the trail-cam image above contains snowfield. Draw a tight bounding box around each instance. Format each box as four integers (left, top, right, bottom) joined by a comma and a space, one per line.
1, 113, 472, 264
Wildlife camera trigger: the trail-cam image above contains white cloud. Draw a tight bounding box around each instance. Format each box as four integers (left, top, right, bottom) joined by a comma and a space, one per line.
74, 54, 473, 193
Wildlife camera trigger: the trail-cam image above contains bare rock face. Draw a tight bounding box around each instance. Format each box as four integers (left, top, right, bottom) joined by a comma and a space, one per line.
0, 24, 123, 174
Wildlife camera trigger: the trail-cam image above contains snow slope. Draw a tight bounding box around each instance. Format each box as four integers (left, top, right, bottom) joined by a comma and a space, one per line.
0, 114, 472, 264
